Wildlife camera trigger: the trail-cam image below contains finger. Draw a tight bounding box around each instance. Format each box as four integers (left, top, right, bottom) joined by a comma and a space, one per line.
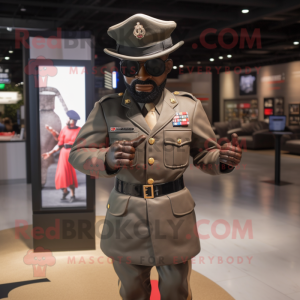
220, 155, 240, 165
220, 149, 242, 159
231, 133, 239, 147
115, 152, 135, 160
116, 159, 133, 167
122, 135, 146, 148
117, 144, 136, 154
221, 143, 242, 153
220, 159, 236, 167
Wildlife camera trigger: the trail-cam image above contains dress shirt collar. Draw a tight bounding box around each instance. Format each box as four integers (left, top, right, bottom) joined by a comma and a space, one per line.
136, 90, 165, 115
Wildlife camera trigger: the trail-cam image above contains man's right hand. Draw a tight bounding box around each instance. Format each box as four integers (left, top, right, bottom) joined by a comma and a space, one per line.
105, 135, 146, 170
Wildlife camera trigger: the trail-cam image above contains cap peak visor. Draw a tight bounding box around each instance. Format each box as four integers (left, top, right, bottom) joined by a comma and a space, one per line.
104, 41, 184, 61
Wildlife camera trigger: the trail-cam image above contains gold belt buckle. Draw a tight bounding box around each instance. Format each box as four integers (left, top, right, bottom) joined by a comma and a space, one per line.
143, 185, 154, 199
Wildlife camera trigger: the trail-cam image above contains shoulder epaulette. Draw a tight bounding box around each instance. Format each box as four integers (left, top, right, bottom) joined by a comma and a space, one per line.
94, 92, 124, 107
173, 91, 197, 101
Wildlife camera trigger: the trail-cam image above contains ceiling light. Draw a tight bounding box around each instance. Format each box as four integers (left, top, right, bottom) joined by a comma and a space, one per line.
5, 57, 10, 60
227, 54, 232, 58
5, 69, 9, 73
21, 82, 24, 85
197, 61, 201, 64
210, 58, 214, 61
179, 65, 184, 68
7, 27, 13, 32
20, 7, 26, 12
173, 66, 177, 69
293, 41, 299, 45
9, 50, 13, 53
242, 9, 249, 14
219, 56, 223, 59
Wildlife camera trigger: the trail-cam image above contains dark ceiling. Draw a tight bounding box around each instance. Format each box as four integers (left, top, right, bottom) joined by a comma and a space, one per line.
1, 0, 300, 82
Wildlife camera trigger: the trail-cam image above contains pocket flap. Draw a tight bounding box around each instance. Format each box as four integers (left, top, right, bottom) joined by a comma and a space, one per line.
107, 188, 130, 216
164, 129, 192, 146
167, 187, 195, 216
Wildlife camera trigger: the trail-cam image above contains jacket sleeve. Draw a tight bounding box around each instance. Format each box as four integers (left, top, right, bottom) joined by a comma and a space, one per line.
68, 101, 116, 178
190, 99, 233, 175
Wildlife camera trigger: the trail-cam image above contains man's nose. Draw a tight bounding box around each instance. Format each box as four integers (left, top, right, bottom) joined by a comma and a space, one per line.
136, 63, 151, 81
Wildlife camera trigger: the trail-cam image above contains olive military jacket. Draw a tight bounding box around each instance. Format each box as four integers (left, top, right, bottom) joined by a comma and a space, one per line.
69, 88, 232, 266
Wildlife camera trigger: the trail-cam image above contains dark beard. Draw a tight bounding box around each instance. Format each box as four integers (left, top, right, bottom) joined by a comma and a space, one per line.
124, 78, 167, 104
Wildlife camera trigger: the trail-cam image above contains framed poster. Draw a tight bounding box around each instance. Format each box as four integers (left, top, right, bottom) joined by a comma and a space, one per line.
28, 59, 95, 213
239, 73, 257, 95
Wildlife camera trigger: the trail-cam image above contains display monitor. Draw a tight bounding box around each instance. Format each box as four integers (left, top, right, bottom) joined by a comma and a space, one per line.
38, 66, 87, 208
269, 115, 286, 131
28, 58, 95, 213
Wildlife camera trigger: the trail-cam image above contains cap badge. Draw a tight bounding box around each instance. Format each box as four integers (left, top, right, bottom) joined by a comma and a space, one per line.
133, 22, 146, 39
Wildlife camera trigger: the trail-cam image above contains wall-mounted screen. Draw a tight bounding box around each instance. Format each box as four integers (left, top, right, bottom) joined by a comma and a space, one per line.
239, 73, 257, 95
38, 66, 87, 208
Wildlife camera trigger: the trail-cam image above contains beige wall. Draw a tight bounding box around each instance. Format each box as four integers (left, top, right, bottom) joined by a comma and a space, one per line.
220, 61, 300, 122
166, 72, 212, 123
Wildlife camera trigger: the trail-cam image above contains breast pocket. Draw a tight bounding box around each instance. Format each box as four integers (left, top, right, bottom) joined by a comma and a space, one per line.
163, 129, 192, 168
109, 132, 139, 166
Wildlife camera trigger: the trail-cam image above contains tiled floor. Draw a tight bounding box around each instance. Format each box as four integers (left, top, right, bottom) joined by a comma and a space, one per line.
1, 150, 300, 300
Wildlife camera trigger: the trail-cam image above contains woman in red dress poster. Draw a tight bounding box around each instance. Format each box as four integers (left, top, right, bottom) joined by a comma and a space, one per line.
42, 110, 81, 203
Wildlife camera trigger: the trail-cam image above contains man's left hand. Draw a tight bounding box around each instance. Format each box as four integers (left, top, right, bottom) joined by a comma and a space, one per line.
219, 133, 242, 167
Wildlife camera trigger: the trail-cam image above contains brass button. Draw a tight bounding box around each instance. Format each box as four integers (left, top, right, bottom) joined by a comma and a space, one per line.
177, 139, 182, 144
148, 157, 155, 165
174, 91, 180, 95
125, 99, 131, 104
170, 98, 176, 104
107, 204, 110, 209
148, 138, 155, 145
147, 178, 154, 185
118, 92, 123, 96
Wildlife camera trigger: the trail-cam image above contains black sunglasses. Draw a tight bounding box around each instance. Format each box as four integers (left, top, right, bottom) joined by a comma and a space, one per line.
120, 58, 171, 77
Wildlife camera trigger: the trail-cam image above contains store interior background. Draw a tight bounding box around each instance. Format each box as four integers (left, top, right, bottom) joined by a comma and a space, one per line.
1, 1, 300, 300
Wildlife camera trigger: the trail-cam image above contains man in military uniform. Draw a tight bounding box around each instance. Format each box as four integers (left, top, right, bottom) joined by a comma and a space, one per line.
69, 13, 242, 300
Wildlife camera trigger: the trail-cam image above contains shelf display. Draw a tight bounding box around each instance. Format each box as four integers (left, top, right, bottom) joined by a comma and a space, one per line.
289, 103, 300, 125
263, 97, 284, 122
224, 99, 258, 123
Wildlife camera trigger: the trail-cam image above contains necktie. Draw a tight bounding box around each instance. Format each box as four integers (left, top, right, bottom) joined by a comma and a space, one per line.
144, 103, 157, 130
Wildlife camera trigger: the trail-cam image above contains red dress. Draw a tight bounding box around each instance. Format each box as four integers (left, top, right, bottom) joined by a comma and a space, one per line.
55, 126, 81, 190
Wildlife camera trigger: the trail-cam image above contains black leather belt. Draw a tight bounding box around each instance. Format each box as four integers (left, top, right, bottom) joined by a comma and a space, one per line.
115, 176, 184, 199
64, 144, 73, 149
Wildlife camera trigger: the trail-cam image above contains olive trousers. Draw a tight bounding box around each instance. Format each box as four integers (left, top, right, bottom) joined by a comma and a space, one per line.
112, 260, 192, 300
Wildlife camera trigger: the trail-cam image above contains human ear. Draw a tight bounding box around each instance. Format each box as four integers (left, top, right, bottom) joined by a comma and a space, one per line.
165, 59, 173, 74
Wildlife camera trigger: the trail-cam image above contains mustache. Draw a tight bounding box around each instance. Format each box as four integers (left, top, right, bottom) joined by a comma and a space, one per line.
130, 79, 158, 89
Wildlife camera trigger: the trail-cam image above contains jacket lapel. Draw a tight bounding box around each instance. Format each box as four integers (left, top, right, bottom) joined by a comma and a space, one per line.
150, 88, 178, 137
122, 90, 151, 135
